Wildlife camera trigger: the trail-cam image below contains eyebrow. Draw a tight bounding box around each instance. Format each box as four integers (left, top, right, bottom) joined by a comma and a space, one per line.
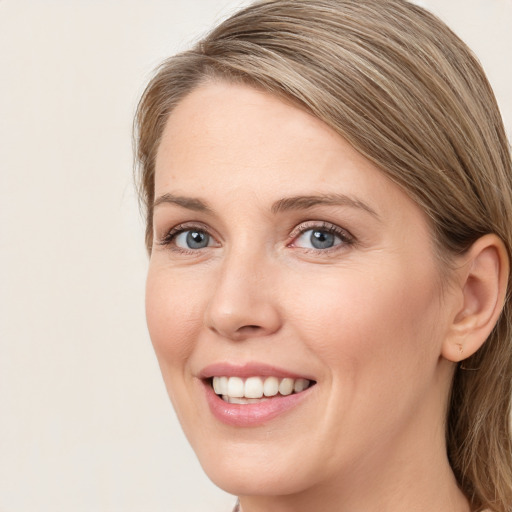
153, 193, 212, 213
271, 193, 379, 218
153, 192, 379, 219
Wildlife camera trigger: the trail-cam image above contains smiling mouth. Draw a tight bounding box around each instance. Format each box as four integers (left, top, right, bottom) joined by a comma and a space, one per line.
209, 376, 315, 404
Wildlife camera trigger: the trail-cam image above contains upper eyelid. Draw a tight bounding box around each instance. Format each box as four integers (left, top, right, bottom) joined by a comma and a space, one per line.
169, 221, 210, 233
289, 220, 354, 240
158, 222, 218, 245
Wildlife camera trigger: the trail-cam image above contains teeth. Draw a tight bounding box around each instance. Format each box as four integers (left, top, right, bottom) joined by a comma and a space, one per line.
278, 378, 294, 396
294, 378, 309, 393
227, 377, 244, 398
211, 376, 312, 401
222, 396, 270, 404
245, 377, 264, 398
213, 376, 228, 394
263, 376, 279, 397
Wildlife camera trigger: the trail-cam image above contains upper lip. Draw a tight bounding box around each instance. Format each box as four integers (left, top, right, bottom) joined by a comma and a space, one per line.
198, 362, 315, 381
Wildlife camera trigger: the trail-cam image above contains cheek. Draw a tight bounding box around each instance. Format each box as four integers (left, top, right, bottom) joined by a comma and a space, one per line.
289, 263, 444, 381
285, 263, 446, 459
145, 266, 205, 373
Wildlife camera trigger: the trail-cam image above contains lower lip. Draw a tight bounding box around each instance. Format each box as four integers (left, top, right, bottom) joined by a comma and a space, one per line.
203, 381, 313, 427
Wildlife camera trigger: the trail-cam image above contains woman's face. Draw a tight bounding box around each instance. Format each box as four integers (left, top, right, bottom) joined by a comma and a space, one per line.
147, 82, 457, 497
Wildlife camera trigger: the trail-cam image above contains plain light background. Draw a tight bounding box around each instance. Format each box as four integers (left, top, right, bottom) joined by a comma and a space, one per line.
0, 1, 510, 511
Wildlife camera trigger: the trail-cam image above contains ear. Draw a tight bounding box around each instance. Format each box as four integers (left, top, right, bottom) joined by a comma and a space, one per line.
442, 234, 509, 363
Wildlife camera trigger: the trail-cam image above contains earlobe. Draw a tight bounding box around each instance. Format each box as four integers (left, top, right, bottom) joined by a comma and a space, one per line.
442, 234, 509, 363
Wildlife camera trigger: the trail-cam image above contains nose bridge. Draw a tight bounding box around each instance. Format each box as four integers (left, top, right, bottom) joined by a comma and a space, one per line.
204, 241, 281, 340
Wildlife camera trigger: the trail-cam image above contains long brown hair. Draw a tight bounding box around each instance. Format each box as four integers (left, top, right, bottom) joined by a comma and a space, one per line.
134, 1, 512, 509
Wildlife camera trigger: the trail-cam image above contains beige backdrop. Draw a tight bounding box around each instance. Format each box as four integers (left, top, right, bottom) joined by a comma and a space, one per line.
0, 1, 510, 511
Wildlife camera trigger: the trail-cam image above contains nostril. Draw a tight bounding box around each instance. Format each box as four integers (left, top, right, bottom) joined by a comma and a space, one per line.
237, 325, 262, 333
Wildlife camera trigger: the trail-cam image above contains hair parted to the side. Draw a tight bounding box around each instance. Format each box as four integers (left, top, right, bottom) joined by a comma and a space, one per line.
134, 0, 512, 509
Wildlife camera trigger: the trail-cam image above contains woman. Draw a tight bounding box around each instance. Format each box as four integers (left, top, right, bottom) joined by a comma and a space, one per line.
134, 1, 512, 510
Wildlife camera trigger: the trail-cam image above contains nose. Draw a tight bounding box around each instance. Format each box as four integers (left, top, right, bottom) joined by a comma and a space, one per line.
204, 250, 282, 341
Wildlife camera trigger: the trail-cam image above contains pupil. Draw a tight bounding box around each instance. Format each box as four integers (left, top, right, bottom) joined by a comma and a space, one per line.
187, 230, 209, 249
311, 230, 334, 249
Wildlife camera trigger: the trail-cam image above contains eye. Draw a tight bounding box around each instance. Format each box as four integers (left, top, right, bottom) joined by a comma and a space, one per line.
158, 223, 219, 252
297, 229, 340, 249
174, 229, 213, 249
290, 222, 354, 251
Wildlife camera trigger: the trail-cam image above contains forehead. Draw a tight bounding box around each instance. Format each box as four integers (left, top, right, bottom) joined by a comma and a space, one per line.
155, 82, 346, 184
154, 81, 419, 222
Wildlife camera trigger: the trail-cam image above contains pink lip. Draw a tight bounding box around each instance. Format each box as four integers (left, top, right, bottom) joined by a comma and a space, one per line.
203, 382, 314, 427
199, 362, 314, 380
198, 362, 316, 427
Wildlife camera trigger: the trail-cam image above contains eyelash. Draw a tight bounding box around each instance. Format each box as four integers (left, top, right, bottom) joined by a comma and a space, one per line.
158, 222, 213, 253
157, 221, 355, 253
288, 221, 355, 251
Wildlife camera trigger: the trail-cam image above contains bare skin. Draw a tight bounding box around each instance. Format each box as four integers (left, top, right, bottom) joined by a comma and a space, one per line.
146, 81, 507, 512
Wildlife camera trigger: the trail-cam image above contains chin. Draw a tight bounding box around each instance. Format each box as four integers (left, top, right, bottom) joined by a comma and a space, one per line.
186, 428, 329, 498
200, 455, 312, 497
